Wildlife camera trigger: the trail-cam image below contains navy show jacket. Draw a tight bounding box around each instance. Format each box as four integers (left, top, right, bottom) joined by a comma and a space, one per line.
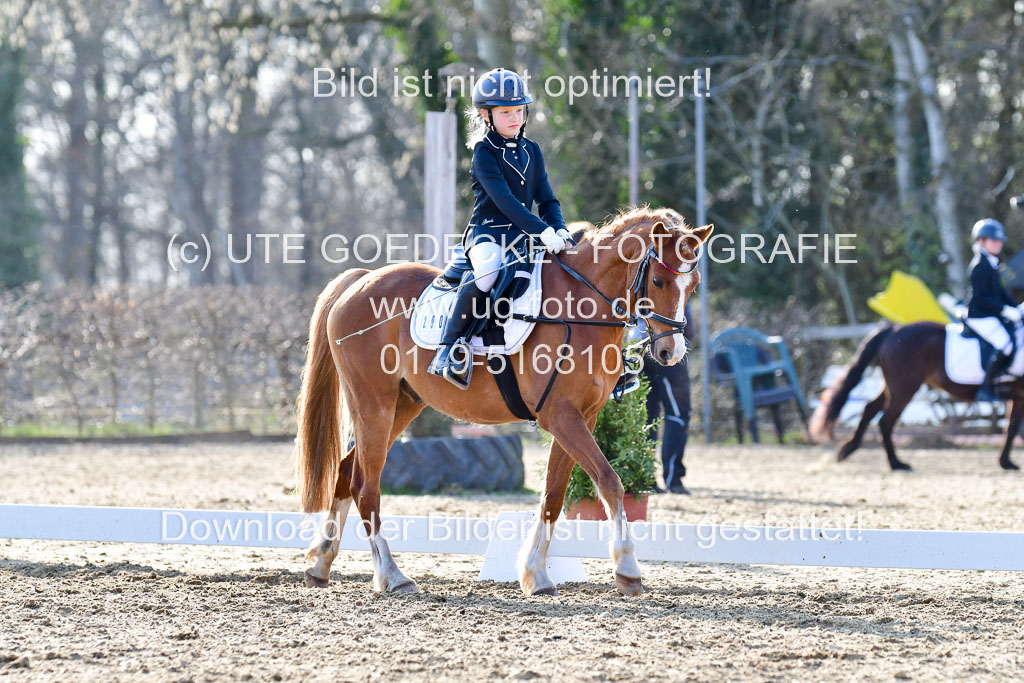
463, 130, 566, 248
967, 251, 1016, 318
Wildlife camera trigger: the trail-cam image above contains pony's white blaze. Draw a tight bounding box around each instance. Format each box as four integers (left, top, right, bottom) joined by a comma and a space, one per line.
669, 272, 693, 362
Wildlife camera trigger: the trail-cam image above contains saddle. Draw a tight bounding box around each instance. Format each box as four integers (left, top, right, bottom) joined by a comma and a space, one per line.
411, 243, 545, 422
945, 319, 1024, 385
433, 241, 538, 344
958, 322, 998, 374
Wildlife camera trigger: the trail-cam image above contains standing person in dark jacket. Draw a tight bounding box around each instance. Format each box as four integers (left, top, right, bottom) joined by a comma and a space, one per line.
428, 67, 572, 389
643, 301, 693, 494
967, 218, 1022, 401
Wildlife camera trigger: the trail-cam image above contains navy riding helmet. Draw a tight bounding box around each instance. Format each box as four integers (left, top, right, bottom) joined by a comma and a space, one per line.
972, 218, 1007, 243
472, 68, 533, 137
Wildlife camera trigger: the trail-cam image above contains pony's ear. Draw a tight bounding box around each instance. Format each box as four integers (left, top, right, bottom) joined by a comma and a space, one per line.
650, 221, 672, 250
650, 221, 671, 237
691, 224, 714, 243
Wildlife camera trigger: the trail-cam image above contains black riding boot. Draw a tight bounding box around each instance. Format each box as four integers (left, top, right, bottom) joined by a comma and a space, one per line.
977, 351, 1012, 402
427, 272, 489, 389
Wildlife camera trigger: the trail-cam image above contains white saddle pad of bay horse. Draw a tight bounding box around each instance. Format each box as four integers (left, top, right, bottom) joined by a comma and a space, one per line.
944, 319, 1024, 385
410, 257, 544, 355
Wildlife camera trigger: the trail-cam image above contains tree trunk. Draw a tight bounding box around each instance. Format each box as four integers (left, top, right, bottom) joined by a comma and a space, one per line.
192, 363, 204, 430
472, 0, 514, 67
146, 361, 157, 431
171, 87, 216, 285
227, 63, 264, 287
903, 11, 965, 296
889, 30, 916, 227
111, 172, 132, 286
62, 33, 90, 285
293, 87, 316, 291
87, 62, 107, 286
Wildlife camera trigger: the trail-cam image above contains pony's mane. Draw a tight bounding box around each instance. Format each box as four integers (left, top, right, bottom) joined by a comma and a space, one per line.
582, 205, 691, 240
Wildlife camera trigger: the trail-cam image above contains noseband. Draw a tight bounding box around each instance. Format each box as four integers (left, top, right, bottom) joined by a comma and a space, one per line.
553, 240, 696, 349
621, 244, 696, 346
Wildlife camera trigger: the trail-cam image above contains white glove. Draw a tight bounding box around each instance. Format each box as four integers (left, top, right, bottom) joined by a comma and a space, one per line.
538, 226, 567, 253
555, 228, 574, 246
1001, 305, 1022, 323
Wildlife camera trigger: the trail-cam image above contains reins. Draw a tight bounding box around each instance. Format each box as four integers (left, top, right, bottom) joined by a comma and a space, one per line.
332, 232, 693, 415
507, 239, 693, 414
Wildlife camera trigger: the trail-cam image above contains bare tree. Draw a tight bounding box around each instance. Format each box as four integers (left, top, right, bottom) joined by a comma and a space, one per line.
900, 6, 965, 296
0, 286, 41, 434
889, 28, 917, 229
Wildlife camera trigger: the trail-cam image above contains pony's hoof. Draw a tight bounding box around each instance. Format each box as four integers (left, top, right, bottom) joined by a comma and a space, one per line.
1000, 459, 1020, 471
304, 570, 330, 588
614, 572, 644, 597
390, 579, 420, 593
531, 584, 559, 597
890, 461, 913, 472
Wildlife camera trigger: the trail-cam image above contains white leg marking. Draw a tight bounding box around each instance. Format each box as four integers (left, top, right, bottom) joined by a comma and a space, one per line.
516, 511, 556, 595
306, 497, 351, 581
368, 530, 418, 593
603, 498, 641, 581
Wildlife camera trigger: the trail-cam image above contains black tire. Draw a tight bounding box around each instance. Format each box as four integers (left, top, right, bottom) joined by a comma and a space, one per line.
380, 434, 524, 492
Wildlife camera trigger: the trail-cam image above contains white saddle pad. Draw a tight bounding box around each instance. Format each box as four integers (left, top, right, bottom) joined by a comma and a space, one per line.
944, 320, 1024, 385
410, 257, 544, 355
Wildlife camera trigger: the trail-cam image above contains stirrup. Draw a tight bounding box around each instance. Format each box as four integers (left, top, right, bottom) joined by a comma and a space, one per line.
610, 372, 640, 403
429, 339, 473, 389
977, 380, 1012, 402
427, 345, 448, 376
442, 340, 473, 389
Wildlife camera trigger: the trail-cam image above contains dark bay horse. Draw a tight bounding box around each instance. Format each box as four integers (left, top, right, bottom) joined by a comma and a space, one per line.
810, 322, 1023, 471
295, 207, 712, 596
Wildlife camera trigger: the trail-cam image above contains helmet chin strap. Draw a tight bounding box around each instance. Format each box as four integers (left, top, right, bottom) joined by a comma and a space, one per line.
483, 106, 530, 143
517, 105, 529, 142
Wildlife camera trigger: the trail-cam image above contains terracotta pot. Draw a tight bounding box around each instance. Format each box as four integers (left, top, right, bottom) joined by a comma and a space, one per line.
565, 493, 648, 521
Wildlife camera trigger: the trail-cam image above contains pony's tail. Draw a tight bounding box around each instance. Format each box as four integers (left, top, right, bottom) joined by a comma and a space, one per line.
809, 324, 894, 442
296, 271, 361, 513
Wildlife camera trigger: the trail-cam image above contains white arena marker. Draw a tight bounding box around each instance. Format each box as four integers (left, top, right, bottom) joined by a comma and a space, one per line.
4, 505, 1024, 573
547, 519, 1024, 571
0, 505, 491, 555
0, 504, 313, 548
477, 510, 587, 584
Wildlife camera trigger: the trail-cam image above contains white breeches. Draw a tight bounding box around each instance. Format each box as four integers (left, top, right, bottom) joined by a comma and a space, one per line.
467, 241, 504, 292
966, 317, 1013, 354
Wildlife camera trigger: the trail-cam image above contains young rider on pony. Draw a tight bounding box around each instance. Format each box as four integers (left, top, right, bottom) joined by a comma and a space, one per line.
427, 67, 573, 389
968, 218, 1022, 401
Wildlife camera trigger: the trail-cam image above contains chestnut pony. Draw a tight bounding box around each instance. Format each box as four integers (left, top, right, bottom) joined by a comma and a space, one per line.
295, 207, 712, 596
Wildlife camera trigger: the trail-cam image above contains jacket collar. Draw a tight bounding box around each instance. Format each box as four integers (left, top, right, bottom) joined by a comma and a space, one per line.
485, 129, 520, 149
975, 243, 999, 269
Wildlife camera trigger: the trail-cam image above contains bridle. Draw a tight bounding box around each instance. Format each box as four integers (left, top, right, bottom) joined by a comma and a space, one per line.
504, 236, 697, 415
549, 239, 697, 350
622, 243, 697, 345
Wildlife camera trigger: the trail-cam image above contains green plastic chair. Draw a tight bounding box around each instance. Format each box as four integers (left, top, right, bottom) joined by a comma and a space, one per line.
710, 327, 809, 443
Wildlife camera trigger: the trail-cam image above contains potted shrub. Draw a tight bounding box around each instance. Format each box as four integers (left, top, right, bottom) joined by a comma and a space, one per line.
564, 375, 659, 521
